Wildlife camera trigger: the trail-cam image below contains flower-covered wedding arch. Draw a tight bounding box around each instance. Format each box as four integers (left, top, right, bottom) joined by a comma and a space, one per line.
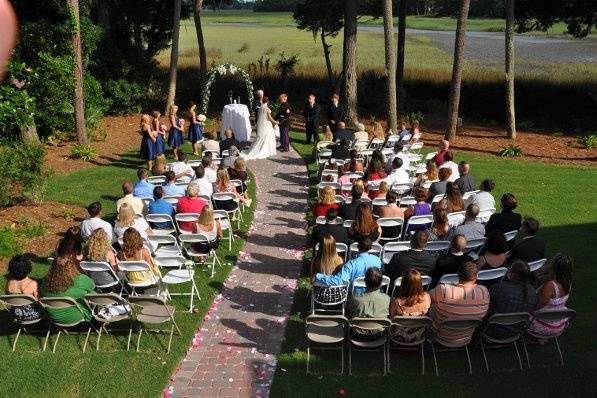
200, 63, 254, 113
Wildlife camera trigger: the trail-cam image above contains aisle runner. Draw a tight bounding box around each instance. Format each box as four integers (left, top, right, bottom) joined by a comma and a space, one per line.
167, 148, 309, 398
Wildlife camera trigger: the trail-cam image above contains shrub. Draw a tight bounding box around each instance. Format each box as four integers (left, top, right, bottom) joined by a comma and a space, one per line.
0, 226, 21, 259
104, 79, 144, 115
70, 143, 98, 161
0, 85, 37, 138
0, 142, 47, 206
577, 134, 597, 149
499, 145, 524, 157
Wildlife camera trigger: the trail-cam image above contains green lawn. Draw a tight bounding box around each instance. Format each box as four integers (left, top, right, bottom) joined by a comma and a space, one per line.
270, 131, 597, 397
0, 143, 256, 398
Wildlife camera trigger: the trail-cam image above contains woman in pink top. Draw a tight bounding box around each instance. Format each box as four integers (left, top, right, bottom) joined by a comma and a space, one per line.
390, 269, 431, 343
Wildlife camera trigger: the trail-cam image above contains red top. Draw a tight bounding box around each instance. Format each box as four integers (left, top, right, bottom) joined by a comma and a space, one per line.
433, 150, 449, 167
366, 172, 385, 199
176, 196, 208, 231
312, 202, 340, 218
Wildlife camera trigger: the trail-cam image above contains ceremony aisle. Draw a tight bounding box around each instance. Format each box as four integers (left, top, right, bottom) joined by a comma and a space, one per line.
168, 148, 309, 397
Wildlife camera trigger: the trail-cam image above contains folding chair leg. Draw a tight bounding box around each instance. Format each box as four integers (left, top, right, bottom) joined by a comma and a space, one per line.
348, 344, 352, 375
306, 346, 311, 374
421, 343, 426, 375
341, 341, 344, 375
167, 324, 174, 354
465, 344, 473, 374
127, 327, 133, 351
136, 328, 143, 352
481, 340, 489, 372
83, 325, 92, 353
43, 329, 51, 352
431, 341, 439, 376
554, 337, 564, 366
52, 330, 61, 353
387, 344, 391, 374
521, 338, 530, 368
383, 343, 388, 375
513, 341, 523, 371
12, 327, 22, 352
96, 325, 103, 351
228, 231, 232, 250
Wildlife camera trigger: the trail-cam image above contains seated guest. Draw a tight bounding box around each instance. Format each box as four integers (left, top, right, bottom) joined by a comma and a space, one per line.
176, 184, 208, 232
311, 234, 344, 278
333, 121, 353, 142
80, 201, 113, 242
84, 228, 119, 287
192, 207, 222, 254
432, 235, 473, 287
477, 230, 508, 269
427, 167, 451, 203
4, 255, 43, 322
485, 260, 537, 339
311, 208, 349, 246
410, 120, 421, 142
404, 186, 432, 219
147, 186, 175, 229
385, 142, 410, 173
437, 182, 465, 213
214, 168, 252, 207
322, 125, 334, 142
313, 186, 340, 218
201, 130, 220, 154
468, 178, 496, 210
116, 182, 145, 215
340, 184, 365, 221
343, 149, 364, 173
384, 157, 410, 186
453, 204, 485, 240
350, 267, 390, 318
390, 269, 431, 318
455, 161, 476, 193
366, 158, 387, 199
222, 145, 239, 168
375, 181, 390, 199
118, 228, 160, 287
378, 191, 405, 219
485, 193, 522, 235
152, 154, 167, 176
228, 157, 250, 205
133, 168, 155, 198
508, 216, 546, 264
432, 140, 450, 167
426, 208, 454, 241
439, 152, 459, 182
190, 165, 213, 198
528, 254, 572, 338
428, 261, 489, 344
385, 231, 436, 285
42, 232, 94, 324
397, 120, 410, 143
330, 139, 351, 160
315, 238, 382, 294
113, 203, 153, 240
162, 170, 186, 197
169, 152, 194, 180
353, 123, 369, 147
220, 128, 240, 152
414, 160, 438, 187
348, 203, 381, 243
201, 154, 217, 183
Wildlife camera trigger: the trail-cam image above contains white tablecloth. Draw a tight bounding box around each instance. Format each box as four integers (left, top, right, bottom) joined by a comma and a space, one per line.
220, 104, 251, 142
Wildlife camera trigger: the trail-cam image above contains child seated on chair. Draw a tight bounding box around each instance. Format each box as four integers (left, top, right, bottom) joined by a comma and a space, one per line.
118, 228, 160, 290
4, 255, 43, 322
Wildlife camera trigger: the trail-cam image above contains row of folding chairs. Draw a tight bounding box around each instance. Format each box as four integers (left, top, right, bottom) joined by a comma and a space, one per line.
306, 308, 576, 376
0, 293, 180, 354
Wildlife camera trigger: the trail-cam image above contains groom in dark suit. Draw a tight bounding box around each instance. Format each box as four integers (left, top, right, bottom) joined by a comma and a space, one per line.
303, 93, 320, 145
277, 93, 291, 152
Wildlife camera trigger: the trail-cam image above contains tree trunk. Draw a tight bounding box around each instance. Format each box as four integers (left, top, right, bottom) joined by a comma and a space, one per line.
68, 0, 87, 145
505, 0, 516, 139
383, 0, 397, 132
396, 0, 407, 118
20, 125, 39, 144
342, 0, 358, 126
194, 0, 207, 86
166, 0, 182, 113
444, 0, 470, 141
321, 30, 336, 90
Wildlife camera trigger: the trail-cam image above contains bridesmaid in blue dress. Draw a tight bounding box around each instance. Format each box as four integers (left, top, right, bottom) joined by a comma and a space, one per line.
187, 101, 204, 156
152, 110, 166, 157
139, 114, 157, 170
167, 105, 184, 159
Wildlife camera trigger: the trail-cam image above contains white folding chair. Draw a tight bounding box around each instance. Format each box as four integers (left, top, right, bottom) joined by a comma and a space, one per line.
154, 255, 201, 312
0, 294, 47, 352
426, 240, 451, 257
377, 217, 404, 242
391, 183, 414, 196
385, 135, 400, 148
477, 207, 496, 223
526, 309, 576, 367
431, 194, 445, 204
369, 138, 384, 149
429, 318, 482, 375
213, 210, 234, 250
174, 212, 200, 233
477, 267, 508, 284
438, 273, 459, 284
178, 233, 222, 278
212, 192, 242, 228
389, 316, 433, 375
479, 312, 531, 371
529, 258, 547, 272
504, 230, 518, 242
349, 242, 383, 258
352, 275, 390, 295
334, 195, 346, 205
318, 182, 342, 193
465, 237, 487, 256
306, 314, 348, 374
117, 261, 162, 296
382, 241, 411, 265
145, 213, 176, 235
146, 234, 182, 257
391, 275, 432, 297
398, 196, 416, 207
410, 142, 423, 153
230, 179, 247, 211
80, 261, 126, 294
348, 318, 391, 375
403, 215, 433, 236
425, 152, 437, 161
163, 196, 180, 206
462, 190, 479, 201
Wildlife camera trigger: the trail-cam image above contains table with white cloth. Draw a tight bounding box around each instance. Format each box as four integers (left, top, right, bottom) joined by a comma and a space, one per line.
220, 103, 252, 142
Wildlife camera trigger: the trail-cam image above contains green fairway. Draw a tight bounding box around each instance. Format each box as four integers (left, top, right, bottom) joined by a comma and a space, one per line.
0, 143, 256, 398
270, 131, 597, 397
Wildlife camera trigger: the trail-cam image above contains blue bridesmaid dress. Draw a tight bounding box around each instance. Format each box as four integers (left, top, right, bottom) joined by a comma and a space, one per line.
140, 129, 156, 160
188, 118, 203, 143
167, 117, 184, 148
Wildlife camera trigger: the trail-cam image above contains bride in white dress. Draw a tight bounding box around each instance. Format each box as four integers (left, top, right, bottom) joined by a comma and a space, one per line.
242, 97, 278, 160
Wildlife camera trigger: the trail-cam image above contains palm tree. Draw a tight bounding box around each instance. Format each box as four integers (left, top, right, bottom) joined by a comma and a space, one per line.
342, 0, 358, 126
445, 0, 471, 141
67, 0, 87, 144
396, 0, 407, 118
166, 0, 182, 113
193, 0, 208, 85
383, 0, 397, 132
505, 0, 516, 139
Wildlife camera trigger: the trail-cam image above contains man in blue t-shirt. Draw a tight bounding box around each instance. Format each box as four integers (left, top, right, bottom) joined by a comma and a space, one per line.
147, 186, 175, 230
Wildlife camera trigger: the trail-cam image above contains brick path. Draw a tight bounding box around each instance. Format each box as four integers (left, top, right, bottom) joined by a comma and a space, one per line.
168, 148, 309, 398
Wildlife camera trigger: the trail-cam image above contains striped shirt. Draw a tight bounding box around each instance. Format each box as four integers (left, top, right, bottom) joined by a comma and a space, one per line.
429, 283, 489, 344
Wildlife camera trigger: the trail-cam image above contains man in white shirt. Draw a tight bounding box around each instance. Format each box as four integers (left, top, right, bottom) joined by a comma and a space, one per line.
116, 182, 145, 215
439, 152, 459, 182
201, 155, 217, 183
384, 157, 410, 185
169, 152, 194, 180
190, 165, 213, 198
80, 201, 113, 242
385, 142, 410, 173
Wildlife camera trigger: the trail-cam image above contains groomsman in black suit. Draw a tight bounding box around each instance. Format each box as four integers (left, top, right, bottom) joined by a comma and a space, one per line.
303, 93, 320, 145
327, 93, 344, 133
277, 93, 291, 152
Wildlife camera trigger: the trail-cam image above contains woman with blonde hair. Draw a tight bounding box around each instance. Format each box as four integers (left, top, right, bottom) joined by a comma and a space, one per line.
322, 125, 333, 142
119, 228, 160, 286
152, 153, 167, 176
151, 110, 166, 157
313, 185, 339, 217
139, 113, 157, 170
85, 228, 119, 287
369, 122, 385, 141
193, 207, 223, 254
415, 160, 439, 186
311, 234, 347, 305
167, 104, 184, 158
375, 181, 390, 199
113, 202, 153, 241
214, 167, 252, 208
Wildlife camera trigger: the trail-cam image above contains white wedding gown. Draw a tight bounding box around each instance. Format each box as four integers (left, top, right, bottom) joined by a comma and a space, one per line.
242, 103, 277, 160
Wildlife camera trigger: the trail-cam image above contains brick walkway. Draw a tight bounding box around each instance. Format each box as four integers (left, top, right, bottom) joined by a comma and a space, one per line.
168, 148, 309, 398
